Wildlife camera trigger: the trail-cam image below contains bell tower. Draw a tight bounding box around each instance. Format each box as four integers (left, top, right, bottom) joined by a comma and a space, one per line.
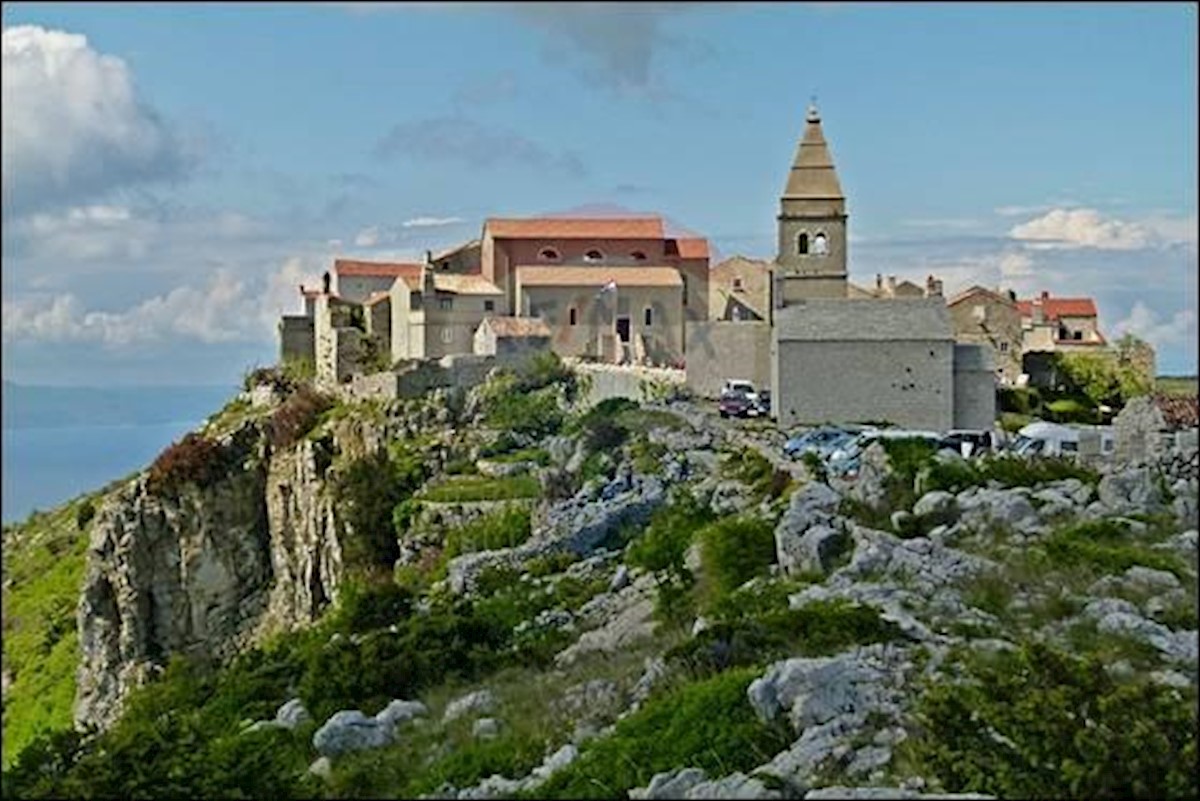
775, 102, 848, 304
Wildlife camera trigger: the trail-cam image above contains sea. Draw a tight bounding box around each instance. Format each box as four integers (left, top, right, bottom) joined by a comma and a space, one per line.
1, 384, 235, 525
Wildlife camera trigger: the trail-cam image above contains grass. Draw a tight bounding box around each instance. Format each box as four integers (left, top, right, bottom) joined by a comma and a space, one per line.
1, 495, 98, 768
485, 448, 551, 466
1155, 375, 1198, 396
418, 475, 542, 503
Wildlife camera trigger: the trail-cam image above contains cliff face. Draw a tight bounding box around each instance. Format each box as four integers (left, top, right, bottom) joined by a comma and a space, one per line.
73, 418, 359, 731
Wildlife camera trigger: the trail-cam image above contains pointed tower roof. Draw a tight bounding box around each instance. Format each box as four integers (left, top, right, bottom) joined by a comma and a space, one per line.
782, 103, 844, 199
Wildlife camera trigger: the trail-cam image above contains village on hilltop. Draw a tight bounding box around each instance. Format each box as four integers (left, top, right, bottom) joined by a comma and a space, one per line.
278, 103, 1157, 436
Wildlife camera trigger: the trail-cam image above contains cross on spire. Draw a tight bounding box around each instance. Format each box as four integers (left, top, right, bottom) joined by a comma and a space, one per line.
806, 94, 820, 122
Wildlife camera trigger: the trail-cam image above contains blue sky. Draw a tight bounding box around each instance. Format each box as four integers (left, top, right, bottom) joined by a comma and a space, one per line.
3, 1, 1196, 385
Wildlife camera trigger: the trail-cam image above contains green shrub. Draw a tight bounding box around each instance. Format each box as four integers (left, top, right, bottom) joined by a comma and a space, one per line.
334, 448, 428, 573
486, 448, 551, 466
267, 385, 333, 450
699, 516, 778, 599
418, 475, 541, 503
74, 500, 96, 531
905, 641, 1197, 799
531, 668, 792, 799
999, 386, 1041, 415
333, 578, 414, 634
667, 599, 904, 678
444, 505, 532, 558
627, 491, 716, 580
1041, 520, 1185, 578
1046, 397, 1098, 424
482, 376, 564, 439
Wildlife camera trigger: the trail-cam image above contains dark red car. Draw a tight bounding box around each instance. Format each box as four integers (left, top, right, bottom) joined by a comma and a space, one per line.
718, 390, 754, 418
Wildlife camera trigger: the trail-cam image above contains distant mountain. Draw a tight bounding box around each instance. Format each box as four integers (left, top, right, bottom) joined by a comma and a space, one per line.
1, 381, 237, 430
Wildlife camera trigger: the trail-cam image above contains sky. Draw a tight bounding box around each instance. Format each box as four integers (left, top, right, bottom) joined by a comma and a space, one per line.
2, 1, 1197, 386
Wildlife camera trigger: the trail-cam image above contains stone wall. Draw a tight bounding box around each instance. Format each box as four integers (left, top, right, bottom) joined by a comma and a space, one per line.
952, 343, 997, 430
1113, 395, 1199, 464
572, 361, 686, 407
279, 316, 314, 365
684, 321, 771, 398
774, 339, 954, 431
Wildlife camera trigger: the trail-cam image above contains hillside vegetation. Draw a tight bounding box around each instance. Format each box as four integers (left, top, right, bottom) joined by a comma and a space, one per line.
2, 355, 1197, 799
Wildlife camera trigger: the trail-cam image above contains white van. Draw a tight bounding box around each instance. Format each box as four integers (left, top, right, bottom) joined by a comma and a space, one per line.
1012, 421, 1114, 460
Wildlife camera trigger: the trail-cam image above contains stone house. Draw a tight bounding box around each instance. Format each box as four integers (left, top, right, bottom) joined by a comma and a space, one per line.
709, 256, 772, 321
1113, 393, 1200, 464
771, 298, 959, 431
848, 274, 942, 300
1017, 292, 1107, 353
333, 259, 423, 303
473, 316, 552, 365
389, 268, 504, 361
946, 285, 1023, 386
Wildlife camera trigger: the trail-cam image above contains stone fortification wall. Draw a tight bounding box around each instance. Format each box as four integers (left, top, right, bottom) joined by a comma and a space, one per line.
685, 322, 772, 398
279, 316, 314, 365
572, 361, 686, 407
952, 343, 996, 430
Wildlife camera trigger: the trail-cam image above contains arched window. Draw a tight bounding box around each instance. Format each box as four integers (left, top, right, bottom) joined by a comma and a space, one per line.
797, 233, 809, 255
644, 307, 654, 326
630, 251, 647, 261
569, 307, 578, 326
539, 247, 560, 261
813, 233, 828, 255
584, 249, 604, 262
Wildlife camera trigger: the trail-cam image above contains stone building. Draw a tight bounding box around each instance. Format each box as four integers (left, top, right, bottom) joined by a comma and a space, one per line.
1017, 292, 1107, 353
772, 298, 957, 430
389, 268, 504, 362
946, 285, 1023, 386
473, 316, 553, 366
709, 256, 772, 321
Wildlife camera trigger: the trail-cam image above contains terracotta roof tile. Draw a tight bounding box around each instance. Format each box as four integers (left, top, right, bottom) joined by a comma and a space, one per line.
334, 259, 423, 278
1016, 296, 1098, 320
1153, 393, 1200, 429
673, 237, 710, 259
431, 273, 502, 295
482, 316, 552, 338
486, 217, 664, 240
515, 265, 683, 288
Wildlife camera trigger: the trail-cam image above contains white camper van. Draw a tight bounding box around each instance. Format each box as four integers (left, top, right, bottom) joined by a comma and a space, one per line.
1012, 421, 1114, 459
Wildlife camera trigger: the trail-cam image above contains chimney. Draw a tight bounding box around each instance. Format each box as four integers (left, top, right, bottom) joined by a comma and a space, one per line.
322, 271, 331, 295
425, 249, 433, 266
1041, 290, 1050, 301
925, 274, 943, 297
875, 273, 883, 293
1032, 296, 1045, 325
886, 275, 897, 297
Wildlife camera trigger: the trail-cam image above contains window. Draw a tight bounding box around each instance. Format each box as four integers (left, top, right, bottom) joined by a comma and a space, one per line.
410, 292, 423, 311
584, 249, 604, 262
441, 328, 454, 344
1073, 331, 1082, 340
999, 341, 1009, 353
813, 233, 828, 255
631, 251, 647, 261
644, 307, 653, 326
538, 247, 560, 261
1061, 441, 1078, 453
569, 307, 577, 326
439, 297, 453, 310
484, 300, 495, 312
797, 233, 809, 255
732, 277, 745, 292
682, 275, 688, 306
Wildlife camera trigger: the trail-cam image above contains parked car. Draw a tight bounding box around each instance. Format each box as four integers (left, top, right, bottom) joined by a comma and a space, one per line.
940, 429, 1002, 457
718, 390, 755, 418
722, 379, 758, 401
750, 390, 772, 418
783, 427, 855, 459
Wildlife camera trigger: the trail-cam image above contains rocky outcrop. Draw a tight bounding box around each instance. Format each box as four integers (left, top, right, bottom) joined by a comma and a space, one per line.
75, 423, 274, 730
74, 412, 395, 732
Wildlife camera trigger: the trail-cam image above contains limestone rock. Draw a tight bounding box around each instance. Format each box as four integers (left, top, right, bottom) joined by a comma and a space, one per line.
912, 491, 959, 525
774, 482, 845, 576
473, 718, 502, 739
276, 698, 312, 729
444, 690, 497, 723
312, 710, 396, 757
1098, 467, 1164, 514
376, 699, 429, 728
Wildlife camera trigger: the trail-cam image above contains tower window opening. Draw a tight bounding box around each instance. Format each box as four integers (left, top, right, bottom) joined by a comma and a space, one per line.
797, 233, 809, 255
813, 233, 828, 255
584, 249, 604, 262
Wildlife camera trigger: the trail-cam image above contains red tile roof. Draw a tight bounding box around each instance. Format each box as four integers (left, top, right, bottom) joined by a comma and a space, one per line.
334, 259, 423, 278
1016, 296, 1098, 320
672, 237, 710, 259
1153, 393, 1200, 429
485, 217, 665, 240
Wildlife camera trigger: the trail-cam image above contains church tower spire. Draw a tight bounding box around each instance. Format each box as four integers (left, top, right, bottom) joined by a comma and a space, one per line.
775, 101, 849, 303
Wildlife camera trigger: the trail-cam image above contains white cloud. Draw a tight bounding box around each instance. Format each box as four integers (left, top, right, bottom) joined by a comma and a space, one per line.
998, 250, 1034, 278
1112, 302, 1198, 349
1009, 208, 1153, 251
2, 258, 327, 348
354, 226, 381, 247
2, 25, 193, 216
402, 215, 464, 228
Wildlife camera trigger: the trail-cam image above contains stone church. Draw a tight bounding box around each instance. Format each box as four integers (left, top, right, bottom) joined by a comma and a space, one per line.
690, 103, 995, 431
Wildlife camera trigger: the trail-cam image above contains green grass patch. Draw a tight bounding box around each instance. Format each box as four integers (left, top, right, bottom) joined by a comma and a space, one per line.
419, 475, 542, 503
1041, 519, 1186, 578
2, 495, 97, 768
530, 667, 792, 799
444, 505, 533, 559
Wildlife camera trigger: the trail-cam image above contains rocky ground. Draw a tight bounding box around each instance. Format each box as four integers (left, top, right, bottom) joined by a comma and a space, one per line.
3, 367, 1197, 799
